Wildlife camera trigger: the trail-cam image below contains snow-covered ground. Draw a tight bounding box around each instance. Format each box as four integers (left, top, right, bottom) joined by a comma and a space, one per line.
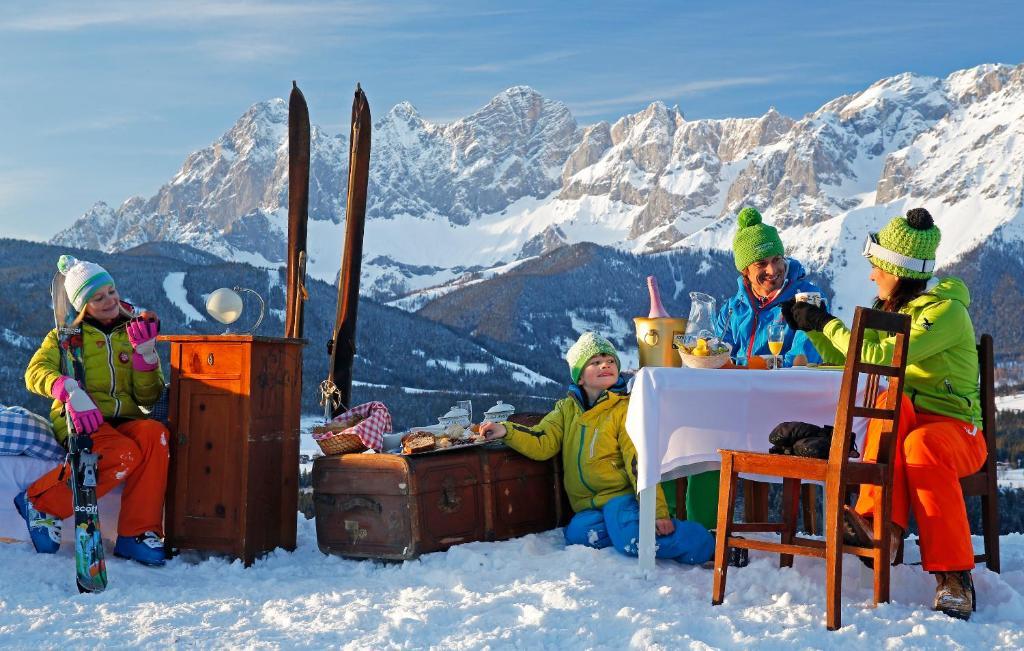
997, 392, 1024, 413
995, 393, 1024, 489
1000, 469, 1024, 490
0, 521, 1021, 648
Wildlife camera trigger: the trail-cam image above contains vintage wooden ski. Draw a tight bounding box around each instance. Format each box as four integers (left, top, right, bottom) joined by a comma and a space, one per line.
323, 84, 372, 418
285, 80, 311, 339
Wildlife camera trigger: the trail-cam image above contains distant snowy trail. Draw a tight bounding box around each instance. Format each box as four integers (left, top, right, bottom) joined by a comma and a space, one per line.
162, 272, 206, 323
0, 519, 1021, 648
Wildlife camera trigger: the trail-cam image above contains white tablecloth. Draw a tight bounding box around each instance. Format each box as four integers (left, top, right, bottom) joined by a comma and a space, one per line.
626, 366, 866, 492
624, 366, 870, 574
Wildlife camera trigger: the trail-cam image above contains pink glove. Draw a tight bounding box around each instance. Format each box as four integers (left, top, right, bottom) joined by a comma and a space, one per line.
126, 315, 160, 372
51, 376, 104, 434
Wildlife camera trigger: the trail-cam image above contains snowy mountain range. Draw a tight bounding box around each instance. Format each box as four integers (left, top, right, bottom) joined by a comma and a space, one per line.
52, 63, 1024, 323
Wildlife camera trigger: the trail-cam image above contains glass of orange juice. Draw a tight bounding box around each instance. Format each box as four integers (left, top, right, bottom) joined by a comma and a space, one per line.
767, 324, 786, 370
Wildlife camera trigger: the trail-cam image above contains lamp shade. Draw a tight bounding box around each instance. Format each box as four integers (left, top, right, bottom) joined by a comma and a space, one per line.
206, 288, 243, 325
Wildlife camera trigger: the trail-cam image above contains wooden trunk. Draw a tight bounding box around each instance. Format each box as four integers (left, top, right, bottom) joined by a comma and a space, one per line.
312, 445, 569, 560
161, 335, 303, 566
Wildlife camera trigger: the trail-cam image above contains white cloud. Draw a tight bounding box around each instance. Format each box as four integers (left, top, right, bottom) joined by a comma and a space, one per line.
569, 75, 786, 116
41, 112, 164, 137
0, 1, 414, 32
461, 50, 579, 74
189, 37, 296, 63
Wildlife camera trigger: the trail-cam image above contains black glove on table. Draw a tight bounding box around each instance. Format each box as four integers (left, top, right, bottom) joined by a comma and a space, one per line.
768, 421, 831, 448
780, 298, 835, 332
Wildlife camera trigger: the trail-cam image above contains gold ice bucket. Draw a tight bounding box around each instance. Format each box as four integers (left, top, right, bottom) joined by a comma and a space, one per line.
633, 317, 688, 368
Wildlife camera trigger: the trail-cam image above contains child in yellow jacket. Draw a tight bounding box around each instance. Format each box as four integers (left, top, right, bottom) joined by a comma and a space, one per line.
481, 332, 713, 563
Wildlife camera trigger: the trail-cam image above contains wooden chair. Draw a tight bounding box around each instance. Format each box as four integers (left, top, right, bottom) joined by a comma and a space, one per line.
711, 307, 912, 630
960, 334, 1001, 571
897, 334, 1000, 572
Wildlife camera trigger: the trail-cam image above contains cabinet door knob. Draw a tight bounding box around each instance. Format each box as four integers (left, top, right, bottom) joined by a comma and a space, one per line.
178, 432, 188, 446
207, 353, 215, 366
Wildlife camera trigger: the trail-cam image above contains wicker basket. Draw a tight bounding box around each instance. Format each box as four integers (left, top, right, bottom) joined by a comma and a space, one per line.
677, 342, 732, 369
312, 418, 368, 455
314, 432, 367, 455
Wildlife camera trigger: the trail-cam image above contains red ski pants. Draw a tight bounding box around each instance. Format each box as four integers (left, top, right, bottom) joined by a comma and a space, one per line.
854, 393, 987, 572
28, 419, 170, 537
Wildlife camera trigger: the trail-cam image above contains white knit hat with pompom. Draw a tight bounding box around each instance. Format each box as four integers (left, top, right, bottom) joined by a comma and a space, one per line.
58, 254, 115, 311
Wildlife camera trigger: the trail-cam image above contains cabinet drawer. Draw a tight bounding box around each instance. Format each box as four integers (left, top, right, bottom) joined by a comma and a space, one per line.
180, 344, 244, 377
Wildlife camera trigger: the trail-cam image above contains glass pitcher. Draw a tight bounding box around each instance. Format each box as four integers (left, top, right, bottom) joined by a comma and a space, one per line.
682, 292, 718, 348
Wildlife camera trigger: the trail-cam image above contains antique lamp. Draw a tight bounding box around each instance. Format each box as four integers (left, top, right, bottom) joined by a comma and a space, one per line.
205, 287, 266, 335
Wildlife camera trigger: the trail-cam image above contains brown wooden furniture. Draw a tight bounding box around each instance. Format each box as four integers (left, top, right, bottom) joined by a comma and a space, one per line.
711, 307, 912, 630
161, 335, 303, 566
312, 444, 569, 560
960, 334, 1000, 571
895, 334, 1000, 572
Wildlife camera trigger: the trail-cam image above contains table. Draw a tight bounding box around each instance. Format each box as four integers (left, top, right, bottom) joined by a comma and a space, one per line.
625, 366, 870, 573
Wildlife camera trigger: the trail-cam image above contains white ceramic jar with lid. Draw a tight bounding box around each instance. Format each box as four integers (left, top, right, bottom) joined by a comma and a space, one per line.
482, 400, 515, 423
438, 404, 471, 428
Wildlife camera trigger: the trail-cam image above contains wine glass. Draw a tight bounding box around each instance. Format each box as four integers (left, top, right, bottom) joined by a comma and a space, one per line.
767, 324, 786, 370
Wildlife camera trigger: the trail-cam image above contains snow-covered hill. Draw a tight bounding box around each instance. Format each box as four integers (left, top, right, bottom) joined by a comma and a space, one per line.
0, 516, 1021, 647
52, 63, 1024, 318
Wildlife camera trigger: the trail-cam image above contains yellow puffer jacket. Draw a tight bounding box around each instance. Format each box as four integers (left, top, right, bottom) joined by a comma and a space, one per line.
25, 318, 164, 444
503, 385, 670, 519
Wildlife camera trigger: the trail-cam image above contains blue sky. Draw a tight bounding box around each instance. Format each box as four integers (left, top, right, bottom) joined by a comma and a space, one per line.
1, 0, 1022, 241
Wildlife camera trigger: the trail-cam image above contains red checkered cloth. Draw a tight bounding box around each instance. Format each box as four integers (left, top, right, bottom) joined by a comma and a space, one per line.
314, 401, 392, 451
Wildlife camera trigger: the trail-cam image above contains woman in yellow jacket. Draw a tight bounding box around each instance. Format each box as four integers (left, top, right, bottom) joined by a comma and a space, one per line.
480, 332, 714, 563
15, 255, 170, 566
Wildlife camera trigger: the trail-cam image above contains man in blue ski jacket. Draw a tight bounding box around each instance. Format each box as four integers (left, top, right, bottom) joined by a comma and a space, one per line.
714, 206, 827, 368
684, 207, 828, 531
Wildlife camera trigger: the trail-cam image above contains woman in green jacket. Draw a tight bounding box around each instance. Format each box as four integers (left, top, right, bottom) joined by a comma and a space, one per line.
783, 208, 986, 620
15, 255, 170, 566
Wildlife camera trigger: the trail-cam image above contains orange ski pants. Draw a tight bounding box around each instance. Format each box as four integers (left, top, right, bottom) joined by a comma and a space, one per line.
854, 392, 987, 572
27, 419, 170, 537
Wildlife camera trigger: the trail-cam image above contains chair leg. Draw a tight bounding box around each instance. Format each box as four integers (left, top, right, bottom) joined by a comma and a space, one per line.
712, 454, 738, 606
824, 484, 844, 631
980, 491, 1001, 573
781, 478, 799, 568
874, 483, 891, 605
743, 479, 770, 523
800, 483, 820, 535
675, 477, 688, 521
893, 537, 904, 566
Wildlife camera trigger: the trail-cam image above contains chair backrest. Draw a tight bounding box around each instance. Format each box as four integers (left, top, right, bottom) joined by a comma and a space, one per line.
978, 334, 997, 453
826, 307, 912, 475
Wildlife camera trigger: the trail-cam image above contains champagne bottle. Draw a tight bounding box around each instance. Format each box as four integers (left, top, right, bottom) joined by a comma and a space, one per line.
646, 275, 670, 318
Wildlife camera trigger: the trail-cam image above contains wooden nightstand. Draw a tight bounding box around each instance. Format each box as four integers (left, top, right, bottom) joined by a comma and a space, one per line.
160, 335, 303, 565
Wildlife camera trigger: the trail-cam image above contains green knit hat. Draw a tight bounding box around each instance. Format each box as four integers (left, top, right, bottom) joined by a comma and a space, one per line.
864, 208, 940, 279
732, 207, 785, 272
566, 332, 620, 384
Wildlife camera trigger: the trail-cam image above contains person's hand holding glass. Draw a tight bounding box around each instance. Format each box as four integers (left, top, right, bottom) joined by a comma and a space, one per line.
767, 323, 786, 370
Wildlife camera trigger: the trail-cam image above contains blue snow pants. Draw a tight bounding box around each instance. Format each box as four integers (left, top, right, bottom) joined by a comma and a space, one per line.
563, 494, 715, 565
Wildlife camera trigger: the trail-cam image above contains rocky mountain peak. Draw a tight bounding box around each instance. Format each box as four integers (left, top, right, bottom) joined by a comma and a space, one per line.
384, 100, 422, 123
52, 63, 1024, 310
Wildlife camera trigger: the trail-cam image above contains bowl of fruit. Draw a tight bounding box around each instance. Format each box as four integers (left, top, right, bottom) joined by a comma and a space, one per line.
675, 336, 732, 369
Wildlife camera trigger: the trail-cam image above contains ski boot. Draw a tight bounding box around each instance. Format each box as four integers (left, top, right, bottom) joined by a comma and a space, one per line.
13, 490, 62, 553
114, 531, 166, 566
933, 571, 976, 620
